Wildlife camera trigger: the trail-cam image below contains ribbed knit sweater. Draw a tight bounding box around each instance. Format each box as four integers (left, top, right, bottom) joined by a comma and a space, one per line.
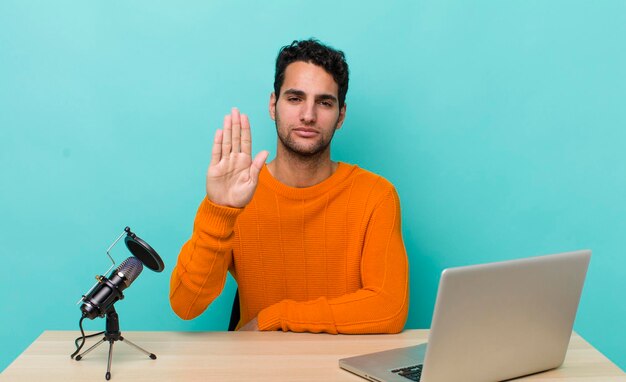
169, 162, 409, 334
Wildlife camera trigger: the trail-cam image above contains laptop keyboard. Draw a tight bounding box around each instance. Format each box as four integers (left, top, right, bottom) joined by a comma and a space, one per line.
391, 364, 423, 381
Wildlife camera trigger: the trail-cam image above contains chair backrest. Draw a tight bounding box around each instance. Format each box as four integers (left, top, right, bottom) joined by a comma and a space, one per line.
228, 288, 240, 331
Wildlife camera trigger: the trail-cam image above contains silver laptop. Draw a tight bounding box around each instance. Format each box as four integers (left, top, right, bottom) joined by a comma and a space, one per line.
339, 250, 591, 382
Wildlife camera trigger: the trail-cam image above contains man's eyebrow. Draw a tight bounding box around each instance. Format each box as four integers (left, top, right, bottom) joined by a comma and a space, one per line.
316, 94, 338, 103
283, 89, 306, 97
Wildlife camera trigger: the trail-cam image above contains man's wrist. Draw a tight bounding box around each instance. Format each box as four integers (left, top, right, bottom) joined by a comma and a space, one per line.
195, 196, 244, 234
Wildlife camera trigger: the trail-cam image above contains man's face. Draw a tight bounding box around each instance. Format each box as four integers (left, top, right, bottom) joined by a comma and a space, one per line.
270, 61, 346, 158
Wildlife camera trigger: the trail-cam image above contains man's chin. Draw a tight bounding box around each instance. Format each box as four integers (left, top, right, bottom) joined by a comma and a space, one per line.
278, 132, 332, 158
284, 143, 329, 158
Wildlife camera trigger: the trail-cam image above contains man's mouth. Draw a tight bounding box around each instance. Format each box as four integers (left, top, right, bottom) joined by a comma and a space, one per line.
293, 128, 319, 138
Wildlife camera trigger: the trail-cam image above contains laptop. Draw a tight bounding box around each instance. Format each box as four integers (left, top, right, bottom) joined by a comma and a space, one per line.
339, 250, 591, 382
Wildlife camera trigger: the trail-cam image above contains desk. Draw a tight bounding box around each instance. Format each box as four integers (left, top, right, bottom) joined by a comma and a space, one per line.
0, 330, 624, 381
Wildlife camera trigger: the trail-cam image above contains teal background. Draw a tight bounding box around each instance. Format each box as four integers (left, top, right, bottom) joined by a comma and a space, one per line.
1, 0, 624, 373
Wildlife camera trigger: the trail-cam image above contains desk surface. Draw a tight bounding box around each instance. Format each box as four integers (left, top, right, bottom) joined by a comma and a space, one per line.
1, 330, 624, 381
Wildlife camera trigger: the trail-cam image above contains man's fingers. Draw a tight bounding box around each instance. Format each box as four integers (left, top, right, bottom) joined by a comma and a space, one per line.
249, 150, 270, 181
241, 113, 252, 155
231, 107, 241, 153
210, 129, 223, 166
222, 114, 232, 157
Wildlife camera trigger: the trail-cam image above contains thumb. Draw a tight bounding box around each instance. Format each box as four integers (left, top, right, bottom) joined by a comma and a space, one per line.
249, 150, 269, 181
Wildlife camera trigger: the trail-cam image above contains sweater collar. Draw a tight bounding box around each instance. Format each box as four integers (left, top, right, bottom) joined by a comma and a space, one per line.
259, 162, 357, 199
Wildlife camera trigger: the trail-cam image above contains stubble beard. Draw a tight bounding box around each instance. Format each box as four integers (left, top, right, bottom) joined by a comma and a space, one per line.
275, 113, 339, 160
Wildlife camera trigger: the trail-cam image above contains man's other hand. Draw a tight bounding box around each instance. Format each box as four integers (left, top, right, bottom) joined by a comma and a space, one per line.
238, 317, 259, 331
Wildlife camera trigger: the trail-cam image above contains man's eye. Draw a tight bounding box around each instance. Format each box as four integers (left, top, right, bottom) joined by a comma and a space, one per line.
288, 97, 301, 102
320, 101, 333, 107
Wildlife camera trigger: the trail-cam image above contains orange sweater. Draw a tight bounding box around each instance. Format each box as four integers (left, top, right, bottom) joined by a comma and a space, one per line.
170, 162, 409, 334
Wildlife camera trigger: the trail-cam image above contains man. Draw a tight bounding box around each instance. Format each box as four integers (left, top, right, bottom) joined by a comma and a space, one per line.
170, 39, 409, 333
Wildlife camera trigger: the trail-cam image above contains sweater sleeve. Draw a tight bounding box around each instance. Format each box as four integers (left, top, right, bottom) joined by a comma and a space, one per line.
169, 196, 243, 320
257, 188, 409, 334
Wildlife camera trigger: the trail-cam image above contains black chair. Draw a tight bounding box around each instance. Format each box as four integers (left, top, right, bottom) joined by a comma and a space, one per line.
228, 288, 240, 331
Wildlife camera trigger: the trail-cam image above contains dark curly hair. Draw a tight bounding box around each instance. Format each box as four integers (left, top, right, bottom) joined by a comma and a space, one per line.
274, 39, 349, 109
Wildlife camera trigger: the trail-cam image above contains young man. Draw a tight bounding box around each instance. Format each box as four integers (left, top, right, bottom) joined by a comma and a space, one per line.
170, 39, 409, 333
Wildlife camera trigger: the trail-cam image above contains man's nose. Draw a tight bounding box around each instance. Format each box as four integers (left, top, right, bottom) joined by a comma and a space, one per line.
300, 101, 317, 124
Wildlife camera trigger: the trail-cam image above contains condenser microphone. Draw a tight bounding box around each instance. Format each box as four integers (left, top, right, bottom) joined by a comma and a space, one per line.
80, 257, 144, 319
72, 227, 164, 378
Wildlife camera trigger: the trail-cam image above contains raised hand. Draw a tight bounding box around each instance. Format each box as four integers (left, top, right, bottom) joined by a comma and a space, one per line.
206, 108, 269, 208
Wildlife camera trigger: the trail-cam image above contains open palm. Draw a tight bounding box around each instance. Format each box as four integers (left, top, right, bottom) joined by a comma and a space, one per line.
206, 108, 269, 208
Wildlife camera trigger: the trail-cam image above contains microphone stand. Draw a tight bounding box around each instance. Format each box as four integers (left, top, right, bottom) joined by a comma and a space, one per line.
74, 306, 156, 380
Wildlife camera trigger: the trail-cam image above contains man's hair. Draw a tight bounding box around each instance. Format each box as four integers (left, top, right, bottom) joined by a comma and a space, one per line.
274, 39, 349, 109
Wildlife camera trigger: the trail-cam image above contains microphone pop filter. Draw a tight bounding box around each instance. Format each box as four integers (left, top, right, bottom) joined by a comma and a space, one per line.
123, 227, 165, 272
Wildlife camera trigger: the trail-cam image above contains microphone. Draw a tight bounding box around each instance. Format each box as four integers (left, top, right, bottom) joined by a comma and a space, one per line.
80, 257, 144, 319
71, 227, 164, 375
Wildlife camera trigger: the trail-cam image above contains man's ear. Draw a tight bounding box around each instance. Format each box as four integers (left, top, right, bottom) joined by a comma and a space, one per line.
335, 103, 347, 130
269, 92, 277, 121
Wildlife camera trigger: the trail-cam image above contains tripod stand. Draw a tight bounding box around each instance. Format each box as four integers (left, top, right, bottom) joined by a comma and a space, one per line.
74, 307, 156, 380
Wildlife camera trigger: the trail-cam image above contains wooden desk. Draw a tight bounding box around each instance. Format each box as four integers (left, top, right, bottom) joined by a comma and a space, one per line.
0, 330, 624, 381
